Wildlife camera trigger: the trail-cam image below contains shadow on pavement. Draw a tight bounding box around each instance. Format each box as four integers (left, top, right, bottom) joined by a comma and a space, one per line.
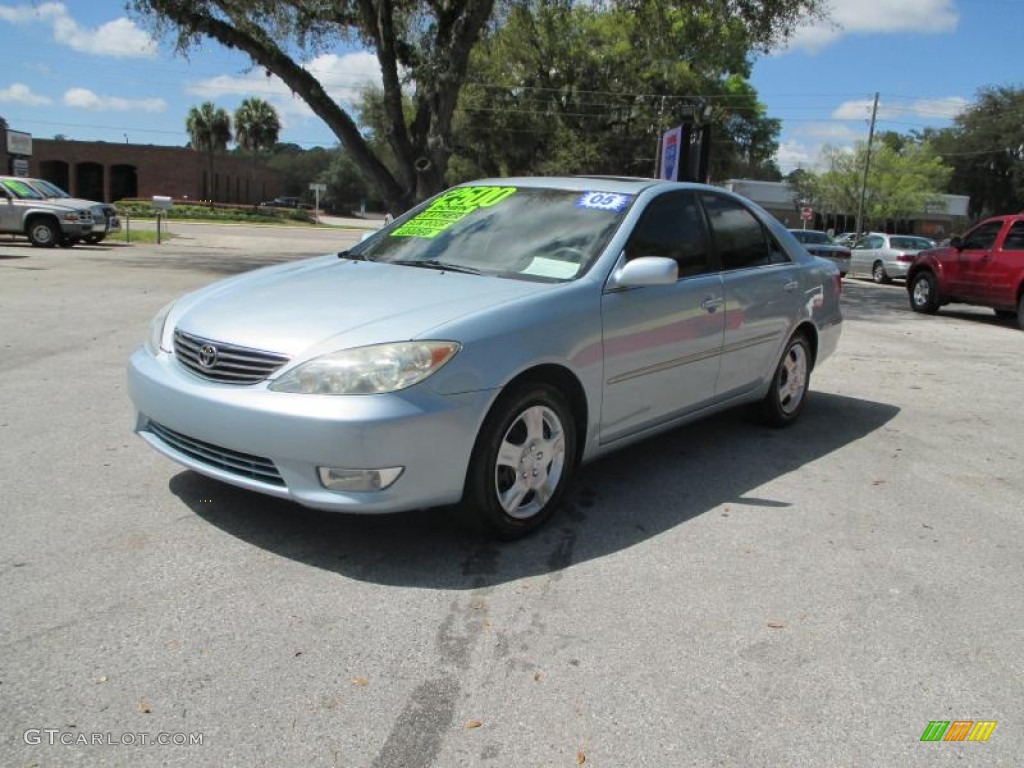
171, 392, 899, 589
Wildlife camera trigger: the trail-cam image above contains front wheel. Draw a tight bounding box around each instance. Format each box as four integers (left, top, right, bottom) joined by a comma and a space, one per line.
461, 383, 577, 538
760, 333, 811, 427
909, 272, 940, 314
27, 218, 59, 248
872, 261, 891, 284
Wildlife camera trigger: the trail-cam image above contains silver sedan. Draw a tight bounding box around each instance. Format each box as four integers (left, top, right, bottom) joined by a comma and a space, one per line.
850, 232, 936, 283
128, 177, 842, 537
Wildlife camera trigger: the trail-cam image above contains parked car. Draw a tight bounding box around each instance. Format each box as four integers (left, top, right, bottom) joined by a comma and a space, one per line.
14, 176, 121, 244
907, 214, 1024, 328
259, 196, 309, 209
850, 233, 936, 283
0, 177, 94, 247
788, 229, 850, 276
128, 177, 842, 537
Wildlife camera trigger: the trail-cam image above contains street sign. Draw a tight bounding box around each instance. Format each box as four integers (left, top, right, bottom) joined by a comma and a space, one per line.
800, 206, 813, 221
309, 183, 327, 192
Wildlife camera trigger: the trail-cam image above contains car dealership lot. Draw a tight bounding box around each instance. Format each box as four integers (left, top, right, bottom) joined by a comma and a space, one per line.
2, 237, 1022, 766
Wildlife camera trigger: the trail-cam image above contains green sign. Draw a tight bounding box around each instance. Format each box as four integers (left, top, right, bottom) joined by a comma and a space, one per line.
391, 186, 517, 239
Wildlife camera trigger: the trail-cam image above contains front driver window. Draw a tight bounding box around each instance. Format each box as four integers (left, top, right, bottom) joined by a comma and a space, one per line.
961, 221, 1002, 250
624, 191, 713, 279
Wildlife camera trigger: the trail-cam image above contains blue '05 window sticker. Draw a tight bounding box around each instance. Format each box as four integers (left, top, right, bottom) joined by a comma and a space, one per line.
575, 192, 632, 212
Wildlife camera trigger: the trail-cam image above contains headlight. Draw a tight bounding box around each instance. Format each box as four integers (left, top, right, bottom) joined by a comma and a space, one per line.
145, 301, 175, 355
269, 341, 460, 395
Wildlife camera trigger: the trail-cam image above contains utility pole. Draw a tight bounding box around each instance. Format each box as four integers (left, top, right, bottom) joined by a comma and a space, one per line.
855, 92, 879, 240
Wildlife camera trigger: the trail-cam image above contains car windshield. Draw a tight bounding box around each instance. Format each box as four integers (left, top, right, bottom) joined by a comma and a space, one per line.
1, 179, 44, 200
31, 179, 70, 198
790, 230, 834, 245
355, 185, 633, 282
890, 236, 933, 250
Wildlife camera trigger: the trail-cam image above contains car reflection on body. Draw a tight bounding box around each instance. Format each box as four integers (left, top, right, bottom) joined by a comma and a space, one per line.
787, 229, 851, 276
128, 177, 843, 537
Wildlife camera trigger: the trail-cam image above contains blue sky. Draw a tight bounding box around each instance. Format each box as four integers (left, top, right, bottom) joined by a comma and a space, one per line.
0, 1, 1021, 175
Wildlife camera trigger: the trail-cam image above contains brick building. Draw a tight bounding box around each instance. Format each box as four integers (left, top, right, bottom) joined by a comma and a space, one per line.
3, 128, 281, 205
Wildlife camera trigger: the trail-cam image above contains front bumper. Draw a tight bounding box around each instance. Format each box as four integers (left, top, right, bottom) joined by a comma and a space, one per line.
127, 347, 495, 514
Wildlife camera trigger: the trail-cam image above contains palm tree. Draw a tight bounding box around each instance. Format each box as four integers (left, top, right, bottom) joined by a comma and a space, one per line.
186, 102, 232, 207
233, 98, 281, 206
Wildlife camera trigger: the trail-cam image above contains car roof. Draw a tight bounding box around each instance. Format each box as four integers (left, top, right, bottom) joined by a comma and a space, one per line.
462, 176, 710, 195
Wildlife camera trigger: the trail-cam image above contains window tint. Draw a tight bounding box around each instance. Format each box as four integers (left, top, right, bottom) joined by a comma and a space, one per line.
624, 192, 713, 278
701, 194, 774, 270
961, 221, 1002, 250
1001, 221, 1024, 251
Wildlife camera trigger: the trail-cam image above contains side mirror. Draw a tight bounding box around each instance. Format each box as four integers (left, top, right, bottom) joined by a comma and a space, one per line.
607, 256, 678, 290
949, 236, 963, 250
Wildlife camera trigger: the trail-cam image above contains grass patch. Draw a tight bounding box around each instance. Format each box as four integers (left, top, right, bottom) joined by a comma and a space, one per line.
105, 229, 174, 244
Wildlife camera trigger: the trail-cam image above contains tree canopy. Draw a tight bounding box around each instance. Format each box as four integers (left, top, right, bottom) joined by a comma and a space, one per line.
792, 141, 950, 232
134, 0, 824, 211
918, 86, 1024, 217
185, 101, 232, 203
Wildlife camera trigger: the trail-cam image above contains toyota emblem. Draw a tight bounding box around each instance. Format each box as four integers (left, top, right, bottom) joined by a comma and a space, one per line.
197, 344, 219, 368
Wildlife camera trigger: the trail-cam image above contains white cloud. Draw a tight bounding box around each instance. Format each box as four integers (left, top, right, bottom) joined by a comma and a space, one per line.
784, 0, 958, 54
0, 2, 156, 58
832, 96, 967, 121
0, 82, 52, 105
0, 1, 63, 23
63, 88, 166, 113
188, 52, 383, 119
792, 122, 862, 142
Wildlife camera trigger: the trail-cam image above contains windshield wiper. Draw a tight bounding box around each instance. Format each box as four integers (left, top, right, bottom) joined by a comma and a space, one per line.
337, 249, 366, 261
389, 259, 482, 275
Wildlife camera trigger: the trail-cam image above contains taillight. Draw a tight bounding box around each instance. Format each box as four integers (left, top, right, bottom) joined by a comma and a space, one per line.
896, 252, 914, 263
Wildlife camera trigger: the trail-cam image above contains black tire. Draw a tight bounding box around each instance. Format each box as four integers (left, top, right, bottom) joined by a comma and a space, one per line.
84, 234, 106, 245
1017, 294, 1024, 331
909, 272, 940, 314
58, 236, 78, 248
994, 309, 1016, 321
460, 383, 577, 538
760, 333, 811, 427
872, 261, 891, 284
27, 218, 59, 248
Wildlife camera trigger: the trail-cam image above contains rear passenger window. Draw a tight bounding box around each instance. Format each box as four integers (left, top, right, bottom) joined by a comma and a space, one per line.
1002, 222, 1024, 251
624, 192, 714, 278
701, 194, 776, 270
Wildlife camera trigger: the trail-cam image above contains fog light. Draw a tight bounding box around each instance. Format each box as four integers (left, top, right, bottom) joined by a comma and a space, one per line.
318, 466, 404, 492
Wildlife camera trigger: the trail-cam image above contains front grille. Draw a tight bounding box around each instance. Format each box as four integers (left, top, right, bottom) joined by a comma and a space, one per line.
174, 329, 289, 384
147, 421, 285, 486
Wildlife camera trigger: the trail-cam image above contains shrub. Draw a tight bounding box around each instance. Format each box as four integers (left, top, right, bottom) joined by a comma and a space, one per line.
114, 198, 313, 224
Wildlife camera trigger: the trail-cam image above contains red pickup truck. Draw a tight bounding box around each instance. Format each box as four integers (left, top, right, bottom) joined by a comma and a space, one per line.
907, 214, 1024, 328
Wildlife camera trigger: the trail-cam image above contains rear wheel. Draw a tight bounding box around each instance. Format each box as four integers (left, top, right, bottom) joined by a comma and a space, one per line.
27, 218, 59, 248
460, 383, 576, 538
760, 333, 811, 427
872, 261, 890, 284
909, 272, 940, 314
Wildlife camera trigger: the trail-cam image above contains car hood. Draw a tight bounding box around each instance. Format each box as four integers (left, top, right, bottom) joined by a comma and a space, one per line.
172, 255, 552, 357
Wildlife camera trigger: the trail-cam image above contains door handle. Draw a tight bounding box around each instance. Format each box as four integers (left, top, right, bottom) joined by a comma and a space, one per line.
701, 296, 724, 312
783, 280, 799, 292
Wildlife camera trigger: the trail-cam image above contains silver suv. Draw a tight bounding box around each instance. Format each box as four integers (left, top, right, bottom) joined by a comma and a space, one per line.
19, 177, 121, 245
0, 177, 94, 247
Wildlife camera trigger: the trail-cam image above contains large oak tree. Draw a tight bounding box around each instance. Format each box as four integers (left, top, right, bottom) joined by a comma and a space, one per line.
133, 0, 824, 212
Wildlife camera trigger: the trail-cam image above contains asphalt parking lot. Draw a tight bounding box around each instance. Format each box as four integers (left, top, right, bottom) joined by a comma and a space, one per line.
2, 230, 1022, 767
